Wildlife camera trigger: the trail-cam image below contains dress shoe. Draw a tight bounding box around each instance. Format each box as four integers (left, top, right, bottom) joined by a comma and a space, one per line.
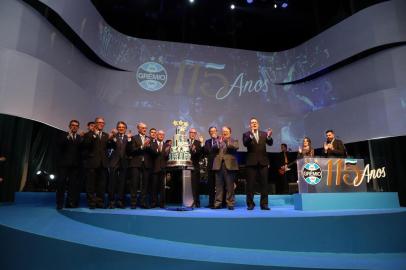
116, 202, 125, 209
96, 203, 105, 209
65, 202, 74, 208
191, 202, 200, 208
260, 206, 270, 210
140, 204, 150, 209
227, 206, 234, 210
108, 202, 115, 209
247, 205, 255, 210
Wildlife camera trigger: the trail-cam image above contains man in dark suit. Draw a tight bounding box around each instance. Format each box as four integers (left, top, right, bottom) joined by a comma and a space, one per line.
188, 128, 203, 208
243, 117, 273, 210
82, 117, 110, 209
150, 130, 171, 208
277, 143, 296, 194
204, 126, 218, 208
107, 121, 129, 209
212, 126, 239, 210
56, 120, 83, 209
126, 122, 153, 208
323, 130, 347, 157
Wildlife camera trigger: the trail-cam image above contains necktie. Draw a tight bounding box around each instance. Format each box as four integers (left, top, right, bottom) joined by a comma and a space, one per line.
159, 142, 163, 152
254, 132, 259, 142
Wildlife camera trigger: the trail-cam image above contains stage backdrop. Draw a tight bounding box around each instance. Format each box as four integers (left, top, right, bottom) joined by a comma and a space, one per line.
0, 0, 405, 151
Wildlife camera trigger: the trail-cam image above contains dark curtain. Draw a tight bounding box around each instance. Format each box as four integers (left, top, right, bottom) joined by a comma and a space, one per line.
369, 136, 406, 206
0, 114, 62, 202
0, 114, 33, 202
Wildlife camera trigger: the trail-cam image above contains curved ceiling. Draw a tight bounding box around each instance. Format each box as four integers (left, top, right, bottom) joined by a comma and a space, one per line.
92, 0, 387, 52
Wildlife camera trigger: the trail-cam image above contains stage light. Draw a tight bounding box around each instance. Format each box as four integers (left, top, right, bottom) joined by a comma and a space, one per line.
246, 0, 253, 4
274, 3, 277, 8
49, 174, 55, 180
36, 170, 42, 175
230, 4, 235, 10
189, 0, 194, 3
281, 2, 288, 8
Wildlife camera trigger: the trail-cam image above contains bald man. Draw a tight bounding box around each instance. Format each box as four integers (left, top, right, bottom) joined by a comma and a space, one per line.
126, 122, 154, 208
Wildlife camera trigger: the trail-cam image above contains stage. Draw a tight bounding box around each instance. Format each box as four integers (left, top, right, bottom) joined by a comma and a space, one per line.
0, 193, 405, 270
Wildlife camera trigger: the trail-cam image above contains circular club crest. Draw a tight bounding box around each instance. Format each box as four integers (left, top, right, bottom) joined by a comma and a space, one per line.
302, 162, 322, 185
136, 62, 167, 92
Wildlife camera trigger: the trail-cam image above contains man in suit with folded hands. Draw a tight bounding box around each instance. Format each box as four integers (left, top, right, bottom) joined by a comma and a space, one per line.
150, 130, 171, 208
126, 122, 153, 208
211, 126, 239, 210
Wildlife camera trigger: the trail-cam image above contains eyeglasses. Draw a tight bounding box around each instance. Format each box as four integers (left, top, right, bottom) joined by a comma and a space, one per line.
96, 121, 105, 124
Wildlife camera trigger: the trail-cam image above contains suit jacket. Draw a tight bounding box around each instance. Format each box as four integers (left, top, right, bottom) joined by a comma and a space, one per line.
151, 140, 170, 173
243, 130, 273, 166
57, 132, 83, 168
189, 139, 203, 168
204, 138, 218, 170
324, 139, 347, 157
126, 134, 153, 168
82, 131, 110, 169
108, 134, 128, 168
278, 151, 296, 168
211, 138, 239, 171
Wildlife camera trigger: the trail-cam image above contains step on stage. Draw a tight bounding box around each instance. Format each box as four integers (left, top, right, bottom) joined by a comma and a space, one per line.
0, 192, 405, 270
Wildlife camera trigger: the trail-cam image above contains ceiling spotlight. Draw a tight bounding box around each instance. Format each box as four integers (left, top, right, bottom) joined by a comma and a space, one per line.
230, 4, 236, 10
36, 170, 42, 175
189, 0, 194, 3
246, 0, 254, 4
274, 3, 277, 8
281, 2, 288, 8
49, 174, 55, 180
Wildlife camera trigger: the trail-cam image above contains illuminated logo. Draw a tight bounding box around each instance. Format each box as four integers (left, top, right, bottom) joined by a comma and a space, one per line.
136, 62, 167, 92
303, 162, 322, 185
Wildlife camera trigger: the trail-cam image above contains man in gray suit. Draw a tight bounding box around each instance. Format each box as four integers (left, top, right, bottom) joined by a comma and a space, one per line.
212, 126, 239, 210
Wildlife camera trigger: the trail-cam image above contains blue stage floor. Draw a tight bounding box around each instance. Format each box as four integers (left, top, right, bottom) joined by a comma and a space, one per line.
0, 192, 405, 270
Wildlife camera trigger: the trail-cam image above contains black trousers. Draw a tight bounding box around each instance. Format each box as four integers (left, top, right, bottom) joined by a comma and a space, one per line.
56, 166, 79, 207
108, 167, 126, 204
207, 169, 216, 207
129, 165, 150, 207
191, 167, 200, 204
86, 166, 107, 207
246, 165, 269, 207
151, 170, 166, 207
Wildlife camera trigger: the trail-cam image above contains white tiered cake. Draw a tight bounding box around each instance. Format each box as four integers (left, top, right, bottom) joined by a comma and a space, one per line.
167, 120, 192, 167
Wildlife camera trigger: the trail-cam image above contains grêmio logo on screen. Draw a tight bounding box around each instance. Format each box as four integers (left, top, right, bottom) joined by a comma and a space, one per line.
136, 62, 168, 92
